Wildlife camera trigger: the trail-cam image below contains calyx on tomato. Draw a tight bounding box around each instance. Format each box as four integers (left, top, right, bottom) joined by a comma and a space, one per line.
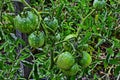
80, 51, 92, 67
93, 0, 106, 10
62, 63, 79, 76
57, 52, 75, 70
28, 31, 44, 48
14, 11, 38, 33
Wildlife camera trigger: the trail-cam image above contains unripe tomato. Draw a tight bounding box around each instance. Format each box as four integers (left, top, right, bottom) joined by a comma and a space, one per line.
57, 52, 75, 70
44, 17, 59, 31
62, 63, 79, 76
28, 31, 44, 48
55, 33, 61, 41
14, 11, 38, 33
93, 0, 106, 10
80, 51, 92, 67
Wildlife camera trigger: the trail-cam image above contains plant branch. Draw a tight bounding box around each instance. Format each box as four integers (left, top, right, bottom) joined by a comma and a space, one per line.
76, 9, 95, 36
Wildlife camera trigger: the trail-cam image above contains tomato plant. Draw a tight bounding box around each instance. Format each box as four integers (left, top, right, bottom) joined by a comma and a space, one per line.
0, 0, 120, 80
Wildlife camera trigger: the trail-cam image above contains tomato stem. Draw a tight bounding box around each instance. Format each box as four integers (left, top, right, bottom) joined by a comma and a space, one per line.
76, 9, 95, 37
50, 49, 54, 69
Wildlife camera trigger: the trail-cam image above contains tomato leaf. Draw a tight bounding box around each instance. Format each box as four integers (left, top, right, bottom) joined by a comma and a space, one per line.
64, 34, 77, 41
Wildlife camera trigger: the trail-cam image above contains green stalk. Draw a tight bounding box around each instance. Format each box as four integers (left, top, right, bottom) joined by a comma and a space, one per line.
76, 9, 95, 37
50, 48, 54, 69
49, 37, 56, 70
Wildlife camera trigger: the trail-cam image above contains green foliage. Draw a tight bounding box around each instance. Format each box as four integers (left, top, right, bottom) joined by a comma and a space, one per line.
0, 0, 120, 79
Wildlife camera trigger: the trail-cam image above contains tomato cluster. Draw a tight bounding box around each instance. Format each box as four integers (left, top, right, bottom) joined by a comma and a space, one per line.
56, 51, 92, 76
57, 52, 79, 76
13, 7, 92, 77
14, 11, 45, 48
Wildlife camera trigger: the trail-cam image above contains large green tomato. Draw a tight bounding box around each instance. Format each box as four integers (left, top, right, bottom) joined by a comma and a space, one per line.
14, 11, 38, 33
62, 63, 79, 76
93, 0, 106, 10
57, 52, 75, 70
28, 31, 44, 48
80, 51, 92, 68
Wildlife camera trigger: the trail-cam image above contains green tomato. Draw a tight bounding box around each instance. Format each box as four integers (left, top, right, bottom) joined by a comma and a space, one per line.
62, 63, 79, 76
14, 11, 38, 33
44, 17, 59, 31
93, 0, 106, 10
80, 51, 92, 68
55, 33, 61, 41
57, 52, 75, 70
28, 31, 45, 48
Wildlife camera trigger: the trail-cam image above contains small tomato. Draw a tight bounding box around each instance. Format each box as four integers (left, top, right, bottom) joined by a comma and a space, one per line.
93, 0, 106, 10
28, 31, 45, 48
80, 51, 92, 67
62, 63, 79, 76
